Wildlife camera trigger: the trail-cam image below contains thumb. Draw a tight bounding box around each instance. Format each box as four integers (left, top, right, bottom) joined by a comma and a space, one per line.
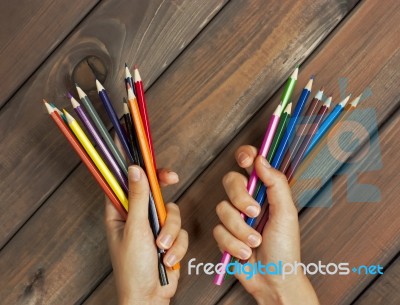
254, 156, 298, 225
126, 165, 150, 228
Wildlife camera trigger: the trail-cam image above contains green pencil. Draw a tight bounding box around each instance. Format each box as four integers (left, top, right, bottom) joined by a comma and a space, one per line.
279, 67, 298, 114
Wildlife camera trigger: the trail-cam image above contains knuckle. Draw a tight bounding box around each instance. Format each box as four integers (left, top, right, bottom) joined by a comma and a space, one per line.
216, 200, 229, 218
222, 171, 237, 186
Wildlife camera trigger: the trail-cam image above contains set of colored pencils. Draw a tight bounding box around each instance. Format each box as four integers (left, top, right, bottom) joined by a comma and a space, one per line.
44, 64, 174, 286
214, 67, 362, 285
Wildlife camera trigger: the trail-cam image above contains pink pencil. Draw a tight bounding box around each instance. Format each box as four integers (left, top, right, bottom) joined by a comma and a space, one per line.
214, 103, 282, 285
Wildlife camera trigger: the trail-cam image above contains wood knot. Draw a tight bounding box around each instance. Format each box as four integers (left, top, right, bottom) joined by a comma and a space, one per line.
72, 56, 107, 93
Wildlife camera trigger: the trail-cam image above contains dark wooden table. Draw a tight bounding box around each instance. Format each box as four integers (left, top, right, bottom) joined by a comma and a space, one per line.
1, 0, 399, 304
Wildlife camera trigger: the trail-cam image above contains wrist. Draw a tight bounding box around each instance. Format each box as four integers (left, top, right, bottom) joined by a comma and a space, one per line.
254, 274, 319, 305
120, 296, 170, 305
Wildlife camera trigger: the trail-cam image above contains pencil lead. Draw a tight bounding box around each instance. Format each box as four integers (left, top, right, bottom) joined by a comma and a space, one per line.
44, 101, 54, 114
63, 109, 75, 123
67, 92, 73, 99
133, 68, 141, 82
95, 79, 104, 92
339, 94, 351, 107
305, 77, 313, 91
125, 63, 128, 68
350, 94, 362, 107
284, 102, 292, 114
291, 67, 299, 80
69, 95, 80, 108
323, 96, 332, 107
273, 103, 283, 116
311, 75, 315, 80
75, 85, 86, 99
315, 88, 324, 101
134, 64, 138, 69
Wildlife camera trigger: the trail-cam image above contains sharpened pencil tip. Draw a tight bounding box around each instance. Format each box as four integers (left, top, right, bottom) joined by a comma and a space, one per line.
44, 101, 54, 113
125, 63, 128, 67
67, 92, 73, 99
134, 64, 138, 69
95, 79, 104, 92
311, 75, 314, 80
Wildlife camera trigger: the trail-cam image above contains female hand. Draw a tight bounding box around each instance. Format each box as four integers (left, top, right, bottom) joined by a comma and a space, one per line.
213, 145, 319, 305
105, 166, 188, 305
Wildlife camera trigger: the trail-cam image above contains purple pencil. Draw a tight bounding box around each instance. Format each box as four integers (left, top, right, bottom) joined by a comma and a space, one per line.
214, 103, 282, 286
68, 93, 129, 193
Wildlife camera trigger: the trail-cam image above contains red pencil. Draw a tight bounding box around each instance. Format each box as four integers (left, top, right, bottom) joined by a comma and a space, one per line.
133, 67, 157, 168
44, 101, 127, 220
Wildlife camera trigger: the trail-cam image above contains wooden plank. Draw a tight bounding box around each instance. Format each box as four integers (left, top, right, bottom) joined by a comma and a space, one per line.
84, 1, 400, 304
219, 111, 400, 305
0, 0, 228, 248
354, 257, 400, 305
0, 0, 359, 304
0, 0, 99, 107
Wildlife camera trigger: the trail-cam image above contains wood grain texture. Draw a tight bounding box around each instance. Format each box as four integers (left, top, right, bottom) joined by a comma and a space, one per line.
0, 0, 228, 249
219, 111, 400, 305
0, 0, 99, 107
84, 1, 381, 304
354, 257, 400, 305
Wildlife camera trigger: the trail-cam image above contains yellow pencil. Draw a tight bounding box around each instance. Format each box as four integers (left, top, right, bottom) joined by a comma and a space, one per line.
63, 110, 129, 211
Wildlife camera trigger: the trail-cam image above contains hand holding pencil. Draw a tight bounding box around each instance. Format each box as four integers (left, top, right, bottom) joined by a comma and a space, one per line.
105, 165, 188, 305
213, 146, 319, 305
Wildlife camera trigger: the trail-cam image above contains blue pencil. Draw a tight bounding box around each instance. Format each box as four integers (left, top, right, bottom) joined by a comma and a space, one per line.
247, 85, 320, 227
96, 79, 135, 163
304, 94, 351, 157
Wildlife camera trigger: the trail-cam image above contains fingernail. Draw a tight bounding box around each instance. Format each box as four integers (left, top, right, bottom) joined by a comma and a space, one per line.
245, 205, 260, 217
260, 157, 271, 168
248, 234, 261, 247
128, 166, 141, 181
165, 254, 177, 267
238, 152, 249, 165
168, 172, 179, 182
159, 234, 173, 249
239, 248, 252, 260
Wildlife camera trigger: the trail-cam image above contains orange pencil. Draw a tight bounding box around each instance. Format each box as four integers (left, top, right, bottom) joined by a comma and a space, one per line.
44, 101, 127, 220
126, 85, 167, 225
126, 85, 180, 270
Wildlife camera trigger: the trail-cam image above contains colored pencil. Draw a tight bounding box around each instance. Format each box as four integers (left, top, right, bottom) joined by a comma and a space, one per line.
279, 80, 319, 174
304, 94, 351, 157
69, 93, 129, 193
285, 96, 332, 181
44, 101, 127, 219
96, 79, 135, 164
213, 103, 282, 286
246, 103, 283, 196
252, 84, 321, 212
127, 84, 180, 270
279, 67, 299, 114
255, 94, 359, 235
246, 102, 292, 227
126, 85, 167, 224
122, 98, 169, 284
122, 98, 141, 165
75, 84, 128, 175
63, 109, 129, 211
124, 63, 136, 95
133, 67, 157, 168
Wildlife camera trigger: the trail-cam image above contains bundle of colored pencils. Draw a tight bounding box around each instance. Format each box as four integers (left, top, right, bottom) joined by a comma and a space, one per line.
44, 64, 175, 286
214, 66, 362, 285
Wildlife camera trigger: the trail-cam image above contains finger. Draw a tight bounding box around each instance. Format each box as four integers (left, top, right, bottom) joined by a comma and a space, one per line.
235, 145, 258, 175
216, 200, 262, 248
104, 197, 125, 243
254, 156, 298, 223
156, 203, 181, 250
157, 168, 179, 187
222, 171, 261, 218
125, 165, 150, 230
213, 224, 252, 260
163, 229, 189, 267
